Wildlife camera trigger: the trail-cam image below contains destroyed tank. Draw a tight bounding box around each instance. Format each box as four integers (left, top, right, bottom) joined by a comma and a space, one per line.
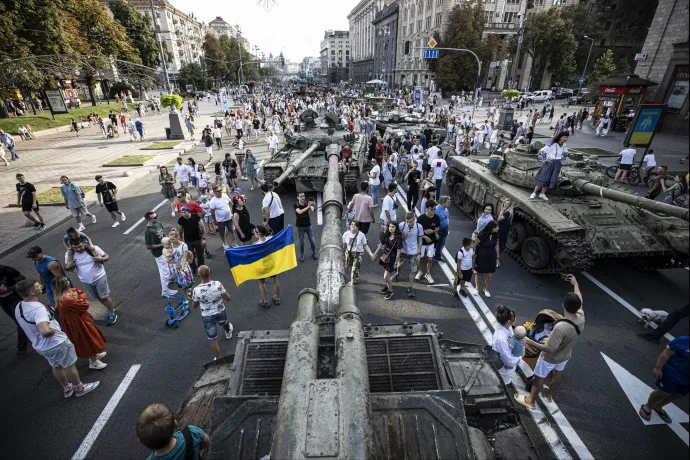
447, 145, 689, 273
262, 114, 367, 193
375, 110, 448, 143
176, 144, 542, 460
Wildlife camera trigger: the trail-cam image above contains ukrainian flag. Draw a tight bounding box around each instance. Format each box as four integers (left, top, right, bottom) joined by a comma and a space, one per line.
225, 226, 298, 286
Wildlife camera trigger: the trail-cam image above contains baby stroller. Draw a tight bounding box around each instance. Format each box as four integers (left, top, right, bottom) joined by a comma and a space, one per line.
106, 124, 119, 139
522, 309, 563, 390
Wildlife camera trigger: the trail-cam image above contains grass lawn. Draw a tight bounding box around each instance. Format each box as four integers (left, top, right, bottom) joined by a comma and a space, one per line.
105, 155, 156, 166
140, 141, 180, 150
37, 186, 96, 204
574, 147, 618, 157
0, 104, 121, 133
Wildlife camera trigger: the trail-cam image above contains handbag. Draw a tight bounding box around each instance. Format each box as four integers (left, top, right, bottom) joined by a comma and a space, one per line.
344, 232, 358, 267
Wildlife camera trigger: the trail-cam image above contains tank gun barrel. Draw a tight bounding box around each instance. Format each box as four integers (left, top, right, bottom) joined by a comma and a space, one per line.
273, 141, 320, 189
574, 179, 689, 222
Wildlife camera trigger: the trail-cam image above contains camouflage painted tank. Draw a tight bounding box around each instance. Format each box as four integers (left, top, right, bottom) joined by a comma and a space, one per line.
375, 110, 448, 143
447, 145, 689, 273
263, 118, 367, 193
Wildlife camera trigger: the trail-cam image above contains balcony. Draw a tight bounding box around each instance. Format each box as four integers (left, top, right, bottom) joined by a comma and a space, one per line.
484, 22, 519, 34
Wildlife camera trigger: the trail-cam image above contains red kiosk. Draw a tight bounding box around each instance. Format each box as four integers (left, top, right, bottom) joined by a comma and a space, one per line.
593, 74, 658, 131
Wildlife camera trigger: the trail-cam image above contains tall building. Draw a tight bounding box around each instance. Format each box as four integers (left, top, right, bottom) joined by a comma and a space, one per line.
372, 2, 400, 87
348, 0, 388, 83
320, 30, 351, 82
208, 16, 236, 38
635, 0, 689, 134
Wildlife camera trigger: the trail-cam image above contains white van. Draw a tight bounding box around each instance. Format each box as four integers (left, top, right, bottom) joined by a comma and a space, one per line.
532, 90, 553, 102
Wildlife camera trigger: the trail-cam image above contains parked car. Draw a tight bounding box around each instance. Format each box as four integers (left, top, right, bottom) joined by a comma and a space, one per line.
532, 90, 553, 102
552, 87, 574, 99
568, 89, 591, 105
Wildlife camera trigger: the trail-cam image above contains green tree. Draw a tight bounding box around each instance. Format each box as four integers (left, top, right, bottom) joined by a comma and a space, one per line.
108, 0, 160, 67
203, 32, 227, 84
561, 3, 597, 77
614, 56, 632, 76
179, 62, 209, 91
522, 8, 578, 87
587, 49, 617, 94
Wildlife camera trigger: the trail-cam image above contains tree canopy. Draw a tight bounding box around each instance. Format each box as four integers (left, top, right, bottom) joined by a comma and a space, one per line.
587, 49, 617, 94
203, 32, 227, 83
108, 0, 160, 68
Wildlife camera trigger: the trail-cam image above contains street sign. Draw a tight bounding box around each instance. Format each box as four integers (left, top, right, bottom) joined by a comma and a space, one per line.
579, 77, 585, 85
423, 49, 439, 59
428, 38, 438, 48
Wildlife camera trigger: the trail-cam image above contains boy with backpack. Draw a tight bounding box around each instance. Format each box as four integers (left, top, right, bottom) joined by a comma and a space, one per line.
137, 403, 210, 459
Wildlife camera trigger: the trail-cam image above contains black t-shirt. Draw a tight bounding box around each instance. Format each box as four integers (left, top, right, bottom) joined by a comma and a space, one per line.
417, 213, 440, 245
16, 182, 36, 205
178, 214, 202, 242
406, 169, 420, 192
0, 265, 24, 307
95, 181, 117, 204
294, 202, 312, 227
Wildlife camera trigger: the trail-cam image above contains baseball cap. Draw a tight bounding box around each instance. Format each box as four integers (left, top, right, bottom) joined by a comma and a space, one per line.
180, 206, 190, 212
199, 195, 208, 201
27, 246, 42, 258
233, 187, 241, 193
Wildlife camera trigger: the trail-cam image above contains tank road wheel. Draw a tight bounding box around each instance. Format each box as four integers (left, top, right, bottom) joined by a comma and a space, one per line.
522, 236, 551, 270
452, 183, 464, 206
462, 194, 475, 214
506, 222, 527, 252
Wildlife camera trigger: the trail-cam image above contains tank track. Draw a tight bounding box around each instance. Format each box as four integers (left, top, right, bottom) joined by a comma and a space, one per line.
451, 182, 595, 274
344, 167, 360, 193
263, 167, 282, 187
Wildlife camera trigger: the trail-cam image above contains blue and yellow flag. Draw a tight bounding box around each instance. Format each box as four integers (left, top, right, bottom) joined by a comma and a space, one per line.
225, 226, 297, 286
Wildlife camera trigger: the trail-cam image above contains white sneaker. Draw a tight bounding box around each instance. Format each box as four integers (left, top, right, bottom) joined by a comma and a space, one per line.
222, 242, 230, 249
77, 224, 86, 232
529, 193, 537, 199
112, 222, 120, 228
415, 271, 423, 281
225, 323, 234, 339
539, 193, 549, 201
96, 351, 107, 360
120, 213, 126, 222
75, 381, 99, 397
171, 211, 176, 217
251, 187, 254, 191
91, 215, 97, 224
425, 274, 434, 284
162, 289, 178, 296
472, 290, 479, 297
89, 360, 107, 370
484, 290, 491, 298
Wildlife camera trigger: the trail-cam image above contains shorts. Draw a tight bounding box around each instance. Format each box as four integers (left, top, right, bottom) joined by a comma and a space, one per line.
180, 181, 189, 190
533, 354, 568, 379
421, 244, 435, 258
656, 373, 689, 396
455, 269, 472, 283
38, 340, 78, 368
216, 219, 233, 235
21, 202, 39, 212
83, 274, 110, 300
359, 221, 371, 234
204, 215, 213, 224
619, 164, 632, 171
398, 253, 419, 273
104, 202, 119, 213
202, 310, 228, 340
69, 207, 84, 218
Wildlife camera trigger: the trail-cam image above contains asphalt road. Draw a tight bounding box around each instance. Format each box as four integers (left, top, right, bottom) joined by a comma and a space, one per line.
0, 143, 688, 460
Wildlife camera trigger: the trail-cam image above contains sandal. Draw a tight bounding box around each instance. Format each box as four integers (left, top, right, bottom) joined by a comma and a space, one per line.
514, 393, 535, 410
654, 407, 672, 423
543, 395, 553, 403
639, 405, 652, 421
272, 296, 281, 305
259, 300, 270, 308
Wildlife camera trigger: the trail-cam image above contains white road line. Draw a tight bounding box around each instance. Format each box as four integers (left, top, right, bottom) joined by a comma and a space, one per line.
394, 186, 591, 459
72, 364, 141, 460
316, 192, 323, 226
581, 271, 674, 342
123, 199, 169, 235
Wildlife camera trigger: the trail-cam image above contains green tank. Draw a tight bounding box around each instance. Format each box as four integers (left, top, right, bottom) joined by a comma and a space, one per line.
263, 119, 367, 193
447, 146, 689, 273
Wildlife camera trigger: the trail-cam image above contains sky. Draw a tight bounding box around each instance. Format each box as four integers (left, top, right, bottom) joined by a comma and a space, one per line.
171, 0, 353, 62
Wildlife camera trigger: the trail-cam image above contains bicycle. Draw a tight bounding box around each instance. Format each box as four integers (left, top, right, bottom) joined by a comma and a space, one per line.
605, 160, 642, 186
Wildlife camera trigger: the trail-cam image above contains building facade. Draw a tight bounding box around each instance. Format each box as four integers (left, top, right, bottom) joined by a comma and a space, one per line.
635, 0, 689, 134
348, 0, 388, 83
372, 2, 400, 87
208, 16, 236, 38
320, 30, 351, 82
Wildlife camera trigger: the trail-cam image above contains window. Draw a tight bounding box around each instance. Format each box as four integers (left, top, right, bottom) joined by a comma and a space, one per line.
426, 16, 431, 29
410, 22, 414, 33
417, 19, 422, 31
485, 11, 492, 22
610, 3, 617, 11
604, 21, 611, 31
403, 25, 407, 36
435, 13, 442, 26
599, 38, 606, 46
504, 12, 518, 23
331, 50, 335, 55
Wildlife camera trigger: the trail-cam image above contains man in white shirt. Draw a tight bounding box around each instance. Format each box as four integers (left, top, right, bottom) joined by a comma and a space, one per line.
14, 279, 99, 398
261, 183, 285, 234
213, 126, 223, 150
642, 148, 656, 173
173, 157, 191, 190
65, 240, 116, 325
209, 186, 236, 248
615, 145, 638, 183
379, 183, 398, 239
191, 265, 233, 360
268, 132, 279, 154
431, 149, 448, 201
368, 159, 381, 206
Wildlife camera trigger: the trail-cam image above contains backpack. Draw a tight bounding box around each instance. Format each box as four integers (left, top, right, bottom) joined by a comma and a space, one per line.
181, 426, 196, 459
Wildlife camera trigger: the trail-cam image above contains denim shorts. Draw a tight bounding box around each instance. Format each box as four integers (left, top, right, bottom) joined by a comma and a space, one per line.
202, 310, 228, 339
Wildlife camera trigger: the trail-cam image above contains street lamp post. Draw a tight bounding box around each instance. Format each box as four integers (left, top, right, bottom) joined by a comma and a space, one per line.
236, 23, 244, 85
510, 13, 525, 90
414, 47, 482, 121
148, 0, 171, 93
579, 36, 595, 99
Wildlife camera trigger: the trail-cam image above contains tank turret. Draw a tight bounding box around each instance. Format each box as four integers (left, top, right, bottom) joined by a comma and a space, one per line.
446, 151, 689, 272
